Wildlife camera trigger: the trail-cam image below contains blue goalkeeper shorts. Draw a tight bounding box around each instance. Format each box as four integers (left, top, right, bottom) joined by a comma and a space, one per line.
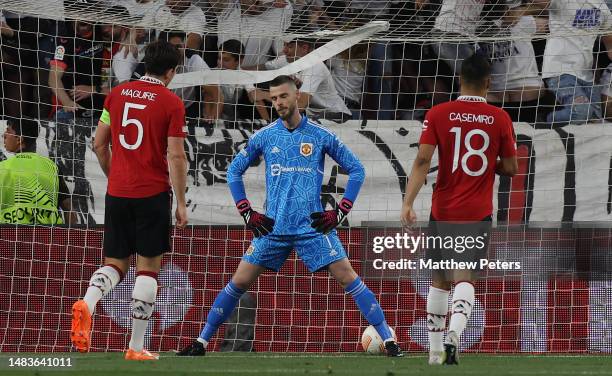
242, 232, 347, 273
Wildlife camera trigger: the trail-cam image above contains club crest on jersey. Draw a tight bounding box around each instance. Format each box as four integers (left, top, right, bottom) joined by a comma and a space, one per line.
246, 244, 255, 255
300, 143, 313, 157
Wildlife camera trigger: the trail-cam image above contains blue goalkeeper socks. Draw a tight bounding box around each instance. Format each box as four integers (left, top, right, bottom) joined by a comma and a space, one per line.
199, 281, 246, 342
345, 277, 394, 342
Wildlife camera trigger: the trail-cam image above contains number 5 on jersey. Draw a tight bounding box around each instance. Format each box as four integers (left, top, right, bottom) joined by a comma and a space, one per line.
120, 102, 147, 150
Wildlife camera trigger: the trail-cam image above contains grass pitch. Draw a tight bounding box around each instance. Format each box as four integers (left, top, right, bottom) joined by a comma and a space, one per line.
1, 352, 612, 376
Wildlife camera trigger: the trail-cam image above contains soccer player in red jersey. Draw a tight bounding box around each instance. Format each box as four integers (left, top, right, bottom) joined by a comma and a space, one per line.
401, 54, 518, 366
70, 40, 188, 361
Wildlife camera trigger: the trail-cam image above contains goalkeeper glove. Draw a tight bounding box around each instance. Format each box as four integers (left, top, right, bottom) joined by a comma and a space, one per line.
236, 199, 275, 237
310, 198, 353, 234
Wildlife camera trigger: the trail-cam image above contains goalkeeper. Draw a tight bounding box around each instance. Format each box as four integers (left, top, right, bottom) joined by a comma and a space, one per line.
178, 75, 402, 357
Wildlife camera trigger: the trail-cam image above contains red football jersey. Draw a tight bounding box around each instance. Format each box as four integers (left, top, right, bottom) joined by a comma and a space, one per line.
102, 76, 186, 198
419, 96, 516, 221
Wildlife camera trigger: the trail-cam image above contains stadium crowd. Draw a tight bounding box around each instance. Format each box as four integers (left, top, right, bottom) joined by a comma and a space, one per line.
0, 0, 610, 126
0, 0, 611, 224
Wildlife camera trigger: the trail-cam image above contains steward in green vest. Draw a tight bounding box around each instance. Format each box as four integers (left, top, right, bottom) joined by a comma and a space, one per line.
0, 118, 74, 225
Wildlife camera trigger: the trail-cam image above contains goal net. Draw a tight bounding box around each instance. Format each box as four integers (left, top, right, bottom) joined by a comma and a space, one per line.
0, 0, 611, 353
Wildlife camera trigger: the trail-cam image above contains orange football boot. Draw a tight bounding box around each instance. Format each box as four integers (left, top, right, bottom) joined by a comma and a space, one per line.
70, 300, 92, 352
125, 349, 160, 361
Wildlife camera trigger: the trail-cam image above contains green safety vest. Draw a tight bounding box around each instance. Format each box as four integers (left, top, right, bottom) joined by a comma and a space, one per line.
0, 153, 64, 225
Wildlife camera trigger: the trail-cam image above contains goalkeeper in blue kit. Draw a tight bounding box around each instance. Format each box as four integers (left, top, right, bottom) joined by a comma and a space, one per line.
178, 75, 402, 357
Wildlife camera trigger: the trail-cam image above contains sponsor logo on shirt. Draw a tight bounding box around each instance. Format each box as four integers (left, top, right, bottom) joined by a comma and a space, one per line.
300, 143, 313, 157
54, 46, 65, 61
246, 244, 255, 255
271, 164, 281, 176
78, 44, 104, 58
271, 146, 280, 153
422, 120, 429, 130
449, 112, 494, 125
270, 164, 313, 176
572, 8, 601, 29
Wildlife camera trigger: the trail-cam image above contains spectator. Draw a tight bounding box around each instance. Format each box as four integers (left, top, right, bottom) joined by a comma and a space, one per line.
110, 1, 159, 74
600, 55, 612, 120
250, 37, 351, 122
48, 18, 116, 224
132, 31, 221, 121
392, 1, 448, 120
480, 6, 547, 122
346, 1, 396, 119
0, 10, 19, 119
37, 17, 67, 119
214, 0, 293, 67
536, 0, 612, 125
217, 39, 270, 121
416, 0, 484, 97
142, 0, 206, 50
0, 11, 13, 38
112, 26, 149, 85
326, 43, 367, 119
48, 19, 110, 116
0, 10, 40, 119
291, 0, 327, 29
99, 6, 132, 91
0, 117, 76, 225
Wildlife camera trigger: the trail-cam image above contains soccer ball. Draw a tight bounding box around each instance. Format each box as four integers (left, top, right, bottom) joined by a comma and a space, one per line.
361, 325, 397, 355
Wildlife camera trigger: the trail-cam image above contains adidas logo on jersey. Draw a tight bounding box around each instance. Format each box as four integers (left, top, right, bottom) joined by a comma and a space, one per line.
271, 146, 280, 153
329, 249, 338, 257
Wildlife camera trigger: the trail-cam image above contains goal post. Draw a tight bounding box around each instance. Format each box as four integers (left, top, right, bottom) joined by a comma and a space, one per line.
0, 0, 611, 354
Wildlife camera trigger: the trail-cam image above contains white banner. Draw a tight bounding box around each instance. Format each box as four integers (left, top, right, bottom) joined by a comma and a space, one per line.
2, 119, 611, 225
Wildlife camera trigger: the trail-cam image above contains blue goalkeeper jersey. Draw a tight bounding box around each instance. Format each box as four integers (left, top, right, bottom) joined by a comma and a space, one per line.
227, 115, 365, 236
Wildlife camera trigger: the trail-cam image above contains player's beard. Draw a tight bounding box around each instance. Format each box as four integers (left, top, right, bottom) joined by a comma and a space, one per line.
278, 102, 297, 121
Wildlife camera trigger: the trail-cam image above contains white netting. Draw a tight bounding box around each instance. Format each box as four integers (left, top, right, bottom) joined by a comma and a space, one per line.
0, 0, 611, 354
0, 0, 609, 40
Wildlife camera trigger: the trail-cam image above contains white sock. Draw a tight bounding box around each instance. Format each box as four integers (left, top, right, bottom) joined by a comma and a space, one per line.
83, 265, 122, 314
427, 286, 449, 352
129, 274, 158, 352
447, 282, 475, 342
196, 337, 209, 348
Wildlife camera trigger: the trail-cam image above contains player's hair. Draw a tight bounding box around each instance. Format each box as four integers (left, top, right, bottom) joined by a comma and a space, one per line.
144, 39, 181, 77
158, 30, 186, 43
269, 75, 298, 90
6, 117, 39, 149
219, 39, 245, 61
460, 53, 492, 87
